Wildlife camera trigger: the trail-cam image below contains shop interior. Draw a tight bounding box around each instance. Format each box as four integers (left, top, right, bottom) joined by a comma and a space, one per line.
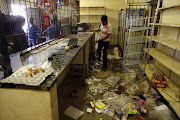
0, 0, 180, 120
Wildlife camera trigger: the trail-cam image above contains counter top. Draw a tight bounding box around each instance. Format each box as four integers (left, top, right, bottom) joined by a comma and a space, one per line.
0, 32, 94, 90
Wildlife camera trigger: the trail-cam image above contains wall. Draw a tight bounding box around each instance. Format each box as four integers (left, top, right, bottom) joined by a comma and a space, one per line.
80, 0, 129, 45
0, 88, 53, 120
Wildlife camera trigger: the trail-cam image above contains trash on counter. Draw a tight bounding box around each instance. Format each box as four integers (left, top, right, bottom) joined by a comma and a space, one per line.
1, 64, 54, 86
64, 106, 84, 120
65, 46, 69, 51
87, 108, 93, 113
105, 76, 120, 87
151, 72, 167, 88
113, 109, 123, 120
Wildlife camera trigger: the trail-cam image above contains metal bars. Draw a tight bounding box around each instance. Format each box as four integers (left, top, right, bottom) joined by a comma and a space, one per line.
0, 0, 79, 54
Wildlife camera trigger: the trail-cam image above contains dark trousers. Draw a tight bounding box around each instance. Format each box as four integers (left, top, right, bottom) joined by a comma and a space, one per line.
97, 41, 109, 68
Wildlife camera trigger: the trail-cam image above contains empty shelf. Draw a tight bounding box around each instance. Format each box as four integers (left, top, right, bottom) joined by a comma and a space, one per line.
158, 4, 180, 11
144, 48, 180, 76
129, 27, 151, 32
139, 64, 180, 118
80, 14, 103, 16
146, 36, 180, 51
140, 64, 179, 101
169, 102, 180, 118
149, 23, 180, 27
80, 6, 105, 8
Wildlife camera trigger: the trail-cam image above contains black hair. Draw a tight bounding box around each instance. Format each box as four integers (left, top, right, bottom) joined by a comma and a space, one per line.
101, 15, 107, 22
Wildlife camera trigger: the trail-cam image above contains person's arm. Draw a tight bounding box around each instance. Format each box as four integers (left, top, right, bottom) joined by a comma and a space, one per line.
96, 33, 110, 43
42, 29, 48, 37
97, 22, 101, 31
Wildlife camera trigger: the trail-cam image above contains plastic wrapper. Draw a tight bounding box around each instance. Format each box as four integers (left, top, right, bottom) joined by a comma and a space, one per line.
121, 69, 136, 88
105, 76, 120, 87
89, 83, 107, 94
148, 105, 178, 120
103, 92, 129, 116
144, 87, 160, 99
92, 68, 101, 73
102, 105, 115, 117
85, 78, 93, 85
129, 81, 150, 95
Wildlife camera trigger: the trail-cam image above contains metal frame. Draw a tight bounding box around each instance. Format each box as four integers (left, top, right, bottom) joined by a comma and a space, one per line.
0, 0, 79, 55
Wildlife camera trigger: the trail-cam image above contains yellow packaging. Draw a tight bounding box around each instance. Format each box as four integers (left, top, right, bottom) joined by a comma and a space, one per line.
90, 102, 95, 108
93, 101, 106, 109
128, 103, 137, 114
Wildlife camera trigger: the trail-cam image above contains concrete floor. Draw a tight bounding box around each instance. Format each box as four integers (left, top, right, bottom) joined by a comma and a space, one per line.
57, 48, 179, 120
58, 48, 117, 120
58, 76, 115, 120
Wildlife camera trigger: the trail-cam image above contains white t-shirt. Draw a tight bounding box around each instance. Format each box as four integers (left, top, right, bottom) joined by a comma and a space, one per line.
99, 22, 112, 42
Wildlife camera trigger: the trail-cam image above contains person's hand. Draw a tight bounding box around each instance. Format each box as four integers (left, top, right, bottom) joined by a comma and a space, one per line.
96, 39, 100, 43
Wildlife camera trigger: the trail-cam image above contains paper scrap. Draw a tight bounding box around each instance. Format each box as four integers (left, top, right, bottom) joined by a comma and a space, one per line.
64, 106, 84, 119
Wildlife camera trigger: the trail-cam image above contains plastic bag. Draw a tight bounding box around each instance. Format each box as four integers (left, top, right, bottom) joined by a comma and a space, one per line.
148, 105, 177, 120
105, 76, 121, 86
121, 69, 136, 88
129, 81, 150, 95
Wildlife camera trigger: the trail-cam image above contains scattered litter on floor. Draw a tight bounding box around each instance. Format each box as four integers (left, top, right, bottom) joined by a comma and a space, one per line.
105, 76, 120, 87
93, 69, 116, 78
71, 60, 179, 120
64, 106, 84, 120
88, 83, 107, 94
87, 108, 93, 113
85, 78, 93, 85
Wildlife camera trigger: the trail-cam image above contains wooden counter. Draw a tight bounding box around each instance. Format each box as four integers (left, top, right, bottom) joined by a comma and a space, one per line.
0, 32, 95, 120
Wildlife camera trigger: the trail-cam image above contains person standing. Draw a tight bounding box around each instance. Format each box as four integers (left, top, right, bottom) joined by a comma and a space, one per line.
28, 17, 39, 47
13, 16, 28, 52
96, 15, 112, 71
0, 11, 12, 77
42, 17, 60, 41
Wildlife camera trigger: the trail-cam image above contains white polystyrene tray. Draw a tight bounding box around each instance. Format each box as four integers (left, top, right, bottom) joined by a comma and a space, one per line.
0, 63, 54, 86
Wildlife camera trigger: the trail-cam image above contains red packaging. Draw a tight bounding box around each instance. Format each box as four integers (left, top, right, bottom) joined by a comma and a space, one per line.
151, 73, 167, 88
135, 116, 146, 120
